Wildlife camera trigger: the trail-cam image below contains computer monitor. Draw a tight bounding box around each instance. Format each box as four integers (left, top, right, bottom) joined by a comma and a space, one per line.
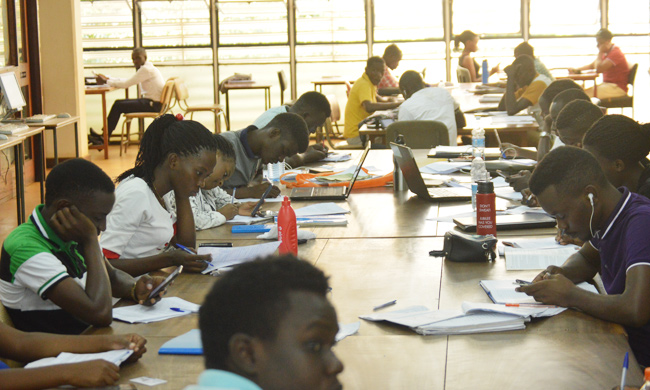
0, 72, 26, 112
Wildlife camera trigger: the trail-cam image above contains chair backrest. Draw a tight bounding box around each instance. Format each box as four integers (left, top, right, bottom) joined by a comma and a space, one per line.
628, 63, 638, 87
326, 94, 341, 122
386, 120, 450, 149
159, 79, 176, 114
278, 70, 287, 104
456, 67, 471, 83
171, 78, 191, 110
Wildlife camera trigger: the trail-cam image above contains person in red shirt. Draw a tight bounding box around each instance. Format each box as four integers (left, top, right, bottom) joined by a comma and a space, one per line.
569, 29, 629, 99
378, 44, 402, 90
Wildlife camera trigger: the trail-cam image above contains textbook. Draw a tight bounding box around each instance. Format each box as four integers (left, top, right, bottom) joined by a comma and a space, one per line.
159, 329, 202, 355
504, 246, 579, 270
25, 349, 133, 369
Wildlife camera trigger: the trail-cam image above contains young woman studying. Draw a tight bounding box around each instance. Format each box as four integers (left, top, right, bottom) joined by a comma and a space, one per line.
454, 30, 499, 82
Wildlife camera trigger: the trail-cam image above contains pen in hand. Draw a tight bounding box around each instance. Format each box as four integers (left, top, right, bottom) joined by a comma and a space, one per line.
175, 243, 211, 265
231, 187, 236, 204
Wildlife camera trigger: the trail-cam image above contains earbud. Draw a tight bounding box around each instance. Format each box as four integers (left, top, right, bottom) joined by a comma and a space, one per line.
588, 193, 595, 237
588, 193, 594, 206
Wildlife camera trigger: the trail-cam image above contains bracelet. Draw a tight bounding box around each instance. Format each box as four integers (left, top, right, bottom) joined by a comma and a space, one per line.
130, 282, 138, 302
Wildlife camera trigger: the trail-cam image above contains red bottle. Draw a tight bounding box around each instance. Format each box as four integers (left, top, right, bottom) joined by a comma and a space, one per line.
278, 196, 298, 255
476, 180, 497, 237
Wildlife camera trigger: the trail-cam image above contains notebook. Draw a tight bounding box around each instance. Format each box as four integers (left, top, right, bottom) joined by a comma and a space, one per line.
480, 279, 599, 304
290, 142, 370, 201
391, 143, 472, 202
159, 329, 203, 355
453, 213, 556, 232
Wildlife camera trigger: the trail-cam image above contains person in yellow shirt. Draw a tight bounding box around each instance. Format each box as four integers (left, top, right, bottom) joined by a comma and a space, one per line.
344, 57, 402, 145
498, 54, 551, 116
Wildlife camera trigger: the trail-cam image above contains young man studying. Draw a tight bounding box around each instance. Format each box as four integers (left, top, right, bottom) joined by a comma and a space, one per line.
221, 113, 309, 198
343, 56, 402, 146
253, 91, 331, 167
185, 255, 344, 390
498, 54, 551, 116
0, 159, 166, 334
518, 146, 650, 366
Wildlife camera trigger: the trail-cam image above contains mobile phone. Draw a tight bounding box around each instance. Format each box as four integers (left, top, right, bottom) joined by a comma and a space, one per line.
251, 183, 273, 216
148, 265, 183, 300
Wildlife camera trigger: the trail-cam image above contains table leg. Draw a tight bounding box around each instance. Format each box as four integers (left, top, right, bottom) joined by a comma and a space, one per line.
225, 91, 231, 131
38, 132, 45, 203
593, 82, 598, 98
101, 91, 109, 159
265, 87, 270, 110
14, 143, 25, 223
52, 127, 59, 166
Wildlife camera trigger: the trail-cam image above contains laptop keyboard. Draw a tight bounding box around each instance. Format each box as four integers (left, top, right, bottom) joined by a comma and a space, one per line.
314, 187, 345, 196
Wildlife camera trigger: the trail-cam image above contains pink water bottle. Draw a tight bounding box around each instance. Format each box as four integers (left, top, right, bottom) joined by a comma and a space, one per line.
278, 196, 298, 255
476, 180, 497, 237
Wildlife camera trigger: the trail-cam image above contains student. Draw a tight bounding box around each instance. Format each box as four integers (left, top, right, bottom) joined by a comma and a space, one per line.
185, 255, 343, 390
91, 48, 165, 143
583, 115, 650, 199
378, 44, 402, 89
344, 56, 402, 145
453, 30, 498, 82
253, 91, 331, 167
518, 146, 650, 366
548, 88, 591, 126
513, 42, 554, 81
554, 100, 603, 147
498, 55, 552, 116
0, 159, 167, 334
0, 325, 146, 389
164, 134, 257, 230
569, 29, 630, 99
221, 112, 309, 198
397, 70, 457, 145
100, 114, 217, 277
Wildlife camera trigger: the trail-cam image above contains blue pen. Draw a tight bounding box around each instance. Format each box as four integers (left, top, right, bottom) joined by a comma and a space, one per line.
170, 307, 186, 313
620, 352, 629, 390
175, 243, 211, 265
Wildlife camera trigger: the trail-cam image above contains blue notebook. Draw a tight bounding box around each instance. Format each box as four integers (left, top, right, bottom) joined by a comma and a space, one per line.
158, 329, 203, 355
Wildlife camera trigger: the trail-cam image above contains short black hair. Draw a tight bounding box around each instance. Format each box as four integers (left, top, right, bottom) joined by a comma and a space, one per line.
213, 134, 235, 162
583, 115, 650, 165
596, 28, 613, 41
550, 88, 590, 120
293, 91, 332, 118
555, 100, 603, 139
511, 54, 536, 85
514, 42, 534, 57
199, 255, 330, 370
383, 44, 402, 59
132, 47, 147, 57
367, 56, 385, 69
398, 70, 425, 93
45, 158, 115, 206
529, 146, 608, 197
453, 30, 478, 51
265, 112, 310, 153
539, 79, 582, 115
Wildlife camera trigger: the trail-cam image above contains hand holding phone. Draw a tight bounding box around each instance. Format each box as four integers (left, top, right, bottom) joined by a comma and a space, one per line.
148, 265, 183, 300
251, 183, 273, 216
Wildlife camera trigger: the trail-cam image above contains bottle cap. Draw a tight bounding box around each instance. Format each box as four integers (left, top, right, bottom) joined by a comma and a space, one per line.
477, 180, 494, 193
282, 196, 290, 206
645, 367, 650, 381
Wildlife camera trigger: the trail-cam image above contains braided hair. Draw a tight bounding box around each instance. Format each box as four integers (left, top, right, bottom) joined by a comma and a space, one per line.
583, 115, 650, 165
117, 114, 219, 185
213, 133, 235, 162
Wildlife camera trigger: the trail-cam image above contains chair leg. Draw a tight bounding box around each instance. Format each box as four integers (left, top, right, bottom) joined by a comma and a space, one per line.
120, 119, 127, 156
123, 119, 133, 156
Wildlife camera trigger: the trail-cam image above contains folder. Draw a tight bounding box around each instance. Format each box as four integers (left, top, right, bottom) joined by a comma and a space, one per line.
158, 329, 203, 355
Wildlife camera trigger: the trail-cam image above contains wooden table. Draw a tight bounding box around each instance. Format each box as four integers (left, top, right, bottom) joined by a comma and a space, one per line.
311, 78, 354, 93
0, 135, 26, 223
85, 149, 643, 389
221, 82, 271, 130
27, 117, 80, 166
85, 86, 128, 159
553, 70, 599, 97
11, 126, 45, 203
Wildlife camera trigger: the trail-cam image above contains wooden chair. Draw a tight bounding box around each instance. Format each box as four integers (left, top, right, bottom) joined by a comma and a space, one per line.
599, 63, 638, 116
278, 70, 287, 105
172, 78, 228, 133
0, 304, 21, 368
386, 121, 450, 149
119, 79, 175, 156
456, 67, 471, 83
326, 94, 342, 135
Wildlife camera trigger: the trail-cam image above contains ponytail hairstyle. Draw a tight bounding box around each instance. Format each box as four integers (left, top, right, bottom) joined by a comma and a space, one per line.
213, 133, 235, 163
117, 114, 219, 185
454, 30, 478, 51
583, 115, 650, 166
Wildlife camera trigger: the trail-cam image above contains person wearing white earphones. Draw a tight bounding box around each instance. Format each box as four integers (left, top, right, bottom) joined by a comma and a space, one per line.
517, 146, 650, 367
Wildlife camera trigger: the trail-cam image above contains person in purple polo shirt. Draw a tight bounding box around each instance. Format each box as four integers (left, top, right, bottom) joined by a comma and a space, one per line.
518, 146, 650, 366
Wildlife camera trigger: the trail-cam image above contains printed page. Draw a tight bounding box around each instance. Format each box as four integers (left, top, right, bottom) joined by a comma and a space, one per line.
198, 241, 281, 272
505, 246, 579, 270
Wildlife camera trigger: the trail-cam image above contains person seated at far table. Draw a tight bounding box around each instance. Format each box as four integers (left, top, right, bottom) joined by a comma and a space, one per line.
398, 70, 457, 145
554, 100, 603, 148
498, 54, 552, 116
253, 91, 331, 168
569, 29, 630, 99
343, 56, 402, 146
0, 324, 146, 389
518, 146, 650, 367
185, 255, 344, 390
514, 42, 554, 82
378, 44, 402, 90
0, 159, 167, 335
222, 113, 309, 198
91, 48, 165, 144
454, 30, 499, 82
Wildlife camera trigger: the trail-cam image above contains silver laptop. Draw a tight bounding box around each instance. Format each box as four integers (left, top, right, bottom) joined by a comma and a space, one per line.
290, 142, 371, 201
390, 143, 471, 202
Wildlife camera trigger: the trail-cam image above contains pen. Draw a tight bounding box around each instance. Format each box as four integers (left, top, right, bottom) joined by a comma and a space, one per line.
496, 170, 508, 179
620, 352, 629, 390
170, 307, 187, 313
514, 279, 532, 285
504, 303, 558, 308
493, 129, 506, 159
231, 187, 236, 204
175, 243, 195, 254
373, 300, 397, 311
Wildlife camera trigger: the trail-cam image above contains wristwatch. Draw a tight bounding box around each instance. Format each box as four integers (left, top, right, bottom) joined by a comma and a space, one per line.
539, 131, 549, 137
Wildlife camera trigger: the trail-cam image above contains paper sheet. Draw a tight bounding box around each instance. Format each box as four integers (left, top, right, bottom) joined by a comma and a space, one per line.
336, 322, 360, 342
25, 349, 133, 369
494, 187, 523, 201
235, 195, 285, 203
420, 161, 471, 175
294, 202, 350, 217
112, 297, 199, 324
504, 246, 579, 270
480, 280, 598, 304
360, 306, 464, 328
322, 153, 352, 162
226, 215, 274, 225
198, 241, 281, 273
461, 301, 566, 318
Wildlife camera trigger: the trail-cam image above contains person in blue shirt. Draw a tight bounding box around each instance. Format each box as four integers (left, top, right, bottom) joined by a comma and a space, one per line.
185, 255, 344, 390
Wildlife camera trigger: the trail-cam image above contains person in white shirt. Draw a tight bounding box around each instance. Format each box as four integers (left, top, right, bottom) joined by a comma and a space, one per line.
92, 48, 165, 143
398, 71, 457, 145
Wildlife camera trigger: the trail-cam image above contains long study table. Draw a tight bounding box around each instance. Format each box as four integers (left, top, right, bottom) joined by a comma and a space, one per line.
89, 149, 643, 389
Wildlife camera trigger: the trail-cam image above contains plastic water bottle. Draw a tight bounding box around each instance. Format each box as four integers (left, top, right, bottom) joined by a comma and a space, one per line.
470, 156, 486, 210
482, 60, 489, 84
267, 162, 285, 181
277, 196, 298, 255
471, 120, 485, 159
476, 177, 497, 237
393, 134, 407, 191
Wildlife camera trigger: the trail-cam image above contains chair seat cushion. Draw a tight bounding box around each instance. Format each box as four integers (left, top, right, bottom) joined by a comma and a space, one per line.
599, 96, 633, 108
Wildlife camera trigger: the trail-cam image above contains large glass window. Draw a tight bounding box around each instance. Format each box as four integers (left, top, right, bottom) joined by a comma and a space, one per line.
374, 0, 443, 42
529, 0, 600, 36
452, 0, 520, 37
80, 0, 134, 49
295, 0, 366, 43
140, 0, 211, 47
608, 0, 650, 35
218, 0, 288, 45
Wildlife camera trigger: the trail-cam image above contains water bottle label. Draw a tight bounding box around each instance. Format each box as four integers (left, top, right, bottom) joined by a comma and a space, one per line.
471, 183, 478, 210
472, 138, 486, 148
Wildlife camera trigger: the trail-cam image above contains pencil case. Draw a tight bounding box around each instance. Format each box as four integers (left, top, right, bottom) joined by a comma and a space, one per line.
429, 229, 497, 262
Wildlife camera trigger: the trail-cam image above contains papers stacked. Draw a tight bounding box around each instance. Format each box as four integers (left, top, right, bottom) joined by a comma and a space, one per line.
227, 215, 274, 225
233, 195, 284, 203
478, 94, 504, 103
25, 349, 133, 369
480, 279, 598, 304
488, 114, 536, 125
312, 166, 371, 183
291, 202, 349, 226
113, 297, 199, 324
420, 161, 471, 174
198, 241, 281, 274
322, 152, 352, 163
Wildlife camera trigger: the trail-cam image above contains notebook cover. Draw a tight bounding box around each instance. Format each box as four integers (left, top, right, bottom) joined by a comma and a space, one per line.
158, 329, 203, 355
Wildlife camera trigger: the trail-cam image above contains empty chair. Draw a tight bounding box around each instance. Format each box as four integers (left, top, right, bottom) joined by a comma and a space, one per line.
456, 67, 471, 83
386, 121, 450, 149
599, 63, 638, 116
278, 70, 287, 105
172, 78, 228, 133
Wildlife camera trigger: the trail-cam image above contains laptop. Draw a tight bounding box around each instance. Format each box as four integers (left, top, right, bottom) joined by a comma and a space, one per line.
390, 143, 472, 202
289, 142, 371, 201
453, 213, 557, 232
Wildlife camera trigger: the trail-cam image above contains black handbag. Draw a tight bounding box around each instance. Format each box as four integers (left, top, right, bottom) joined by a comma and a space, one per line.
429, 230, 497, 262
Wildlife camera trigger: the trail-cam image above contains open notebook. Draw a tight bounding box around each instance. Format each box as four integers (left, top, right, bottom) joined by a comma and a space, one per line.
480, 279, 599, 304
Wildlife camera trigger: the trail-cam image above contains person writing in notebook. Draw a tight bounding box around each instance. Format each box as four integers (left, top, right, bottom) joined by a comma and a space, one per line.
185, 255, 344, 390
518, 146, 650, 366
498, 55, 551, 116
